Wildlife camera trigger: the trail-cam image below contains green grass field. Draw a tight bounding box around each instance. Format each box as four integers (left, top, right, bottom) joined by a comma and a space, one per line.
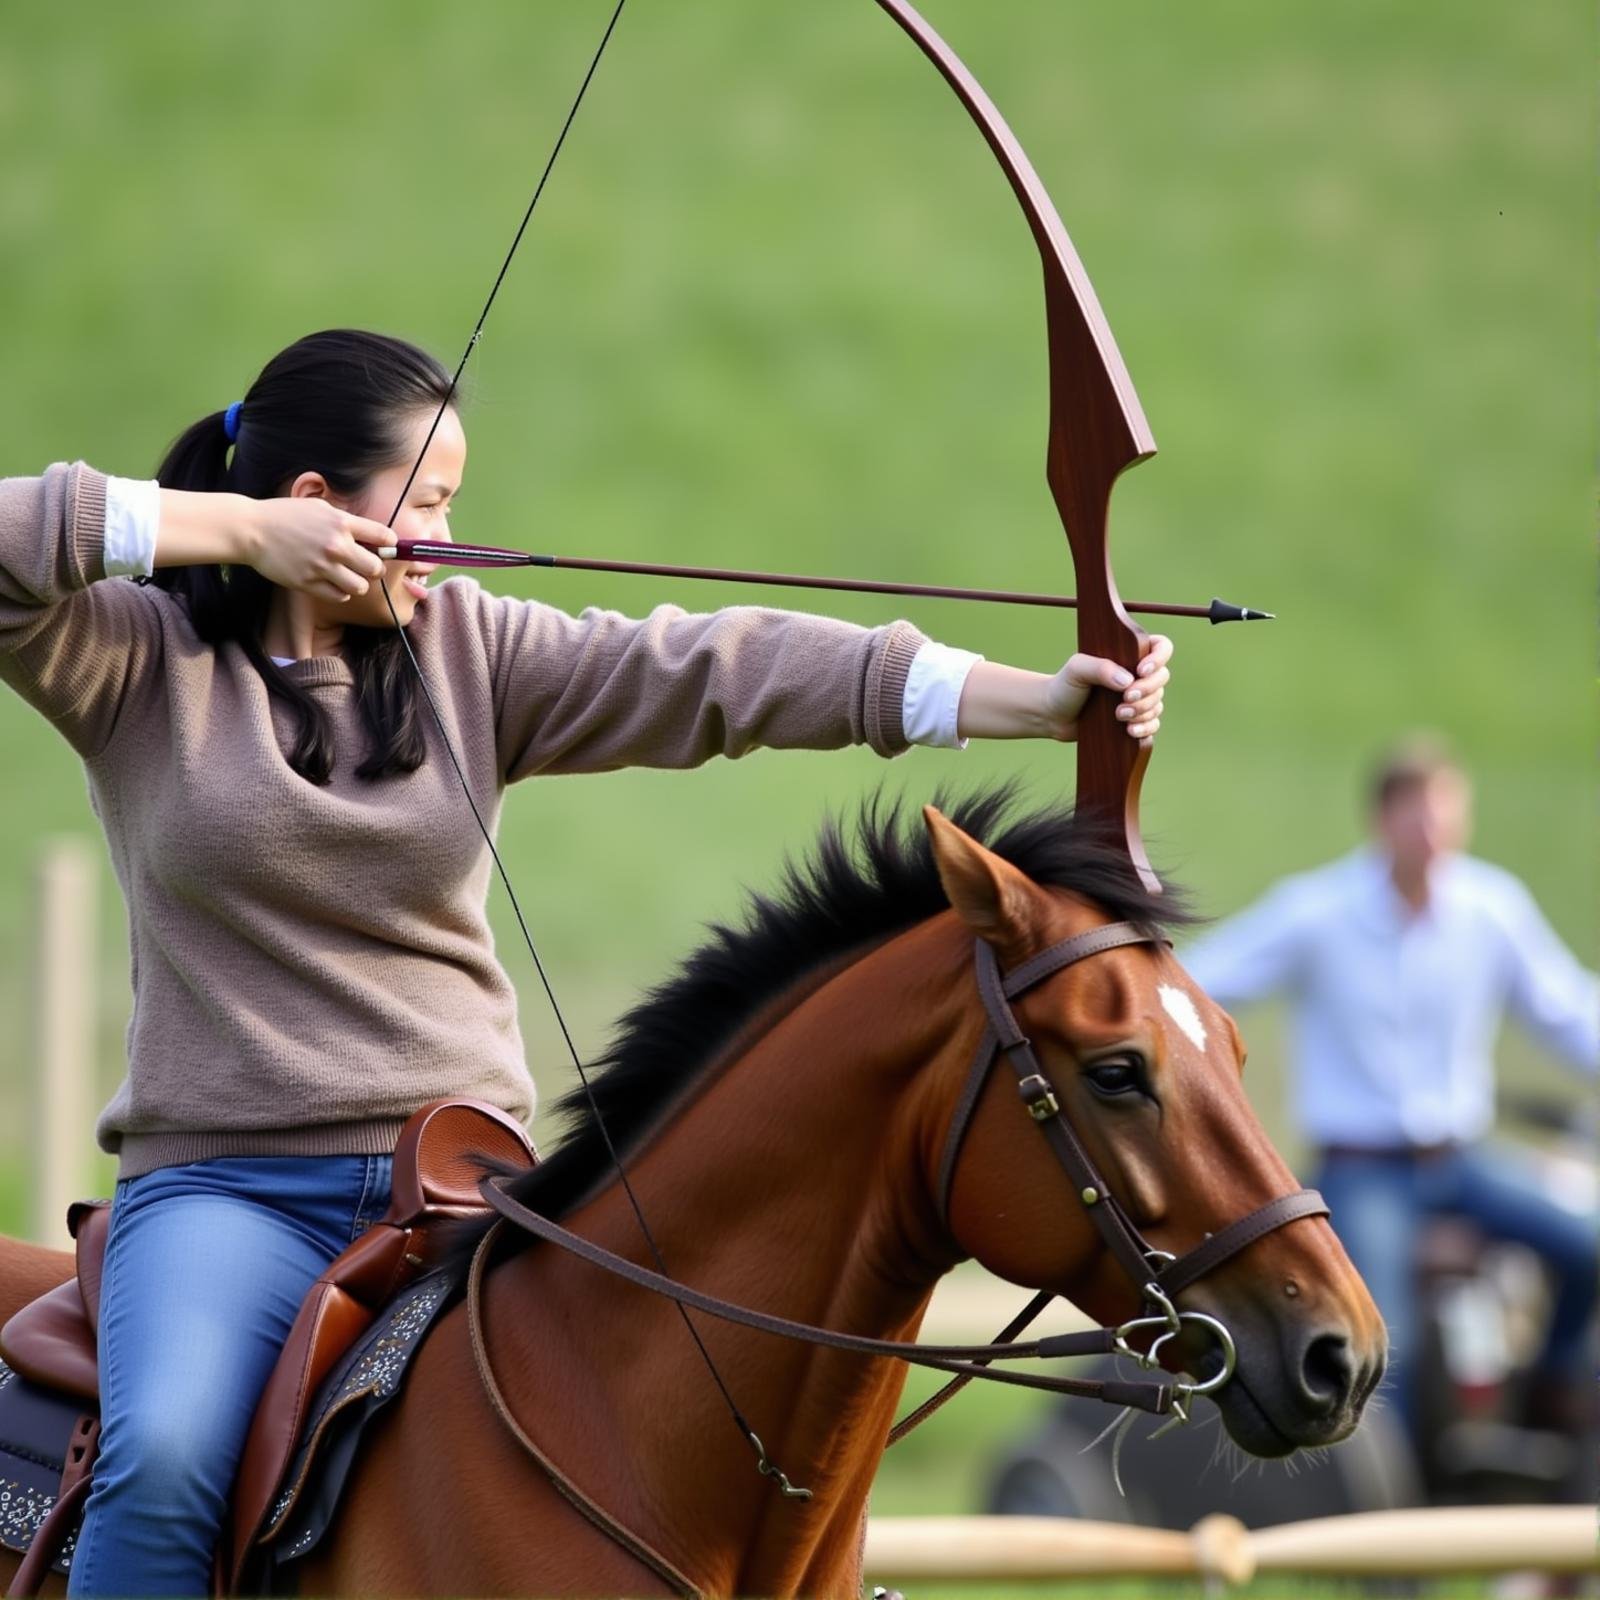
0, 1, 1590, 1581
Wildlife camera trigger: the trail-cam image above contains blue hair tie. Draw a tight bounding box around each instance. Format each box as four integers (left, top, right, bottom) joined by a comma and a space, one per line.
223, 401, 243, 443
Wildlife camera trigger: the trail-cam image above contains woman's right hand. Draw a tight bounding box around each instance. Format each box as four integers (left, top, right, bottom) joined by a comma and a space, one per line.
241, 497, 390, 604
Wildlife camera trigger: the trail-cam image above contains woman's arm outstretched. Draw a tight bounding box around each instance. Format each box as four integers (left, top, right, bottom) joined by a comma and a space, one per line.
0, 463, 393, 755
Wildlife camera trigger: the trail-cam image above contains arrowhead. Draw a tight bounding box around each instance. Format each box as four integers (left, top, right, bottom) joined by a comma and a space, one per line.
1207, 597, 1276, 625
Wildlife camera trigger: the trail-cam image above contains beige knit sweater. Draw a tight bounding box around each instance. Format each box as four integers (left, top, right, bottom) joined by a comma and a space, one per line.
0, 462, 926, 1177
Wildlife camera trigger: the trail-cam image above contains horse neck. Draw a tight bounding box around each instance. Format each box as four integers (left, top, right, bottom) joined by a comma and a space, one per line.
488, 912, 979, 1595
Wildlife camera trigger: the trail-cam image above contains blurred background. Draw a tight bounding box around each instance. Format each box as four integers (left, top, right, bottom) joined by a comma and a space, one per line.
0, 0, 1590, 1579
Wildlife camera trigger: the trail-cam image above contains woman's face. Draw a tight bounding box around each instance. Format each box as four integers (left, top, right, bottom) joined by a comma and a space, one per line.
297, 404, 466, 631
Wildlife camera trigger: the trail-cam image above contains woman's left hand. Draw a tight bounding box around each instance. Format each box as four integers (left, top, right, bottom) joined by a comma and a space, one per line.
1044, 633, 1172, 742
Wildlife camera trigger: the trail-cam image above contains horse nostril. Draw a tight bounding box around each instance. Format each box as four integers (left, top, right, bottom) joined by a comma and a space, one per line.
1300, 1330, 1355, 1413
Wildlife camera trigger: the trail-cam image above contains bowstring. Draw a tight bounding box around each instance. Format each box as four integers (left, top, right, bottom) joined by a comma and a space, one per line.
372, 0, 772, 1468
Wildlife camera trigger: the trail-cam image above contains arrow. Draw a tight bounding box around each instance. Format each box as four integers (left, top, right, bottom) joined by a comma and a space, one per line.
374, 540, 1274, 624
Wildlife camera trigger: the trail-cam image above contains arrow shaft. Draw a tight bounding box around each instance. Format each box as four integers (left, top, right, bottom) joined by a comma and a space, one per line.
381, 541, 1221, 620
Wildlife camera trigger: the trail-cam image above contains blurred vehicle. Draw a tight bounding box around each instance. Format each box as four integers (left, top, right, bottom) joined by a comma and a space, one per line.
1409, 1094, 1596, 1505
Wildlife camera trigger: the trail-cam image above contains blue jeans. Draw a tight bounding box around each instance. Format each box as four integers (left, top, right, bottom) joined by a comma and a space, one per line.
1315, 1141, 1597, 1434
67, 1153, 394, 1598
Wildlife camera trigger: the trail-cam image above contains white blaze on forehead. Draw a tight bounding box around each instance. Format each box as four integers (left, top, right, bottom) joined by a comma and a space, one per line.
1158, 983, 1208, 1053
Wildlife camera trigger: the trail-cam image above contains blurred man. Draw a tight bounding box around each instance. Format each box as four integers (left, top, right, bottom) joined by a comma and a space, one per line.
1181, 736, 1597, 1449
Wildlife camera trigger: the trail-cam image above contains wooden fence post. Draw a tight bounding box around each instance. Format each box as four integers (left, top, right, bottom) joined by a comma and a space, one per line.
32, 838, 97, 1249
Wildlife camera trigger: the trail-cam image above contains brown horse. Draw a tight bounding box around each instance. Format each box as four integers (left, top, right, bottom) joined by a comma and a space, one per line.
0, 792, 1384, 1597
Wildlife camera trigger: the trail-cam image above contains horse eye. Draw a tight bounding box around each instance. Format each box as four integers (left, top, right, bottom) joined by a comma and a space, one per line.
1084, 1059, 1142, 1097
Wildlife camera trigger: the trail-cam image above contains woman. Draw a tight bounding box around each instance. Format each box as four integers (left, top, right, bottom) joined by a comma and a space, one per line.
0, 327, 1170, 1597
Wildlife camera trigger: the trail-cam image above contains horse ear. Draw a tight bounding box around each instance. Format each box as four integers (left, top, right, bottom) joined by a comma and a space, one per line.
923, 805, 1043, 960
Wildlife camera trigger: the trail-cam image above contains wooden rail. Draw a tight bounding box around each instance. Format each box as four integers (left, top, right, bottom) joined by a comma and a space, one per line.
864, 1507, 1598, 1587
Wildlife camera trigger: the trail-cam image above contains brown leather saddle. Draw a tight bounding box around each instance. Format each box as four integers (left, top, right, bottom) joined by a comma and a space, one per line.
0, 1097, 536, 1596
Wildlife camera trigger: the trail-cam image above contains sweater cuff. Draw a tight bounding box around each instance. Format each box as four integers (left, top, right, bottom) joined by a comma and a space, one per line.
66, 463, 110, 587
864, 619, 928, 757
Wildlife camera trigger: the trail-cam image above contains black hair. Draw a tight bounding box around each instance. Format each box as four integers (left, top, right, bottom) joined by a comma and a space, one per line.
142, 328, 455, 784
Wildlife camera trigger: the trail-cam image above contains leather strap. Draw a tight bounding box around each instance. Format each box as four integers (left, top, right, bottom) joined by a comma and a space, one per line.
934, 922, 1160, 1221
1001, 924, 1167, 998
957, 932, 1328, 1304
465, 1221, 703, 1598
1155, 1189, 1330, 1296
475, 1176, 1174, 1415
885, 1288, 1055, 1446
974, 938, 1160, 1291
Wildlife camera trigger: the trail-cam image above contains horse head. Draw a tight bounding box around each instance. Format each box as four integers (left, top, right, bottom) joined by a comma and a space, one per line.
923, 804, 1386, 1457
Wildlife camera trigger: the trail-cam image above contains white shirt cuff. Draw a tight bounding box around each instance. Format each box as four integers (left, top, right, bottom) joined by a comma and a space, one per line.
104, 475, 161, 578
902, 640, 983, 749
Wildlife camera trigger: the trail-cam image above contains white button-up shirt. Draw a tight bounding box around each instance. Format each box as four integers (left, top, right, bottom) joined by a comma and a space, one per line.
1180, 846, 1599, 1150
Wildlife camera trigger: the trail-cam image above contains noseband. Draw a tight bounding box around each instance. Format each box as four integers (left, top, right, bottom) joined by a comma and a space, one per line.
467, 921, 1329, 1506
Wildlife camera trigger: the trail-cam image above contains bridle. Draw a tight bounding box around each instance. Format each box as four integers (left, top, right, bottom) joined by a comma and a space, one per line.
916, 923, 1329, 1429
464, 918, 1330, 1534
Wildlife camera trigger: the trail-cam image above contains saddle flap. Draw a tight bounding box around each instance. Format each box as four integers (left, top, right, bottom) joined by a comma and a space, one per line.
0, 1282, 97, 1405
225, 1223, 415, 1591
0, 1357, 97, 1584
238, 1271, 457, 1588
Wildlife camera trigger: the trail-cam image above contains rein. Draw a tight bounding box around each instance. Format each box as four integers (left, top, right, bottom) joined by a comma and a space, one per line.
464, 921, 1329, 1553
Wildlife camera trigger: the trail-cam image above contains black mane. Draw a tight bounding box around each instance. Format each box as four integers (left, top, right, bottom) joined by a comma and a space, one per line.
432, 784, 1193, 1282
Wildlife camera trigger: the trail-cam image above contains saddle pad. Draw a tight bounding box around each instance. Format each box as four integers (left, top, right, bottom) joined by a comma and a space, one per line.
249, 1269, 458, 1586
0, 1357, 90, 1579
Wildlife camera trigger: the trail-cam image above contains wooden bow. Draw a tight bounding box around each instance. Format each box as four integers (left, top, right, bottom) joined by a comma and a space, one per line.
877, 0, 1163, 892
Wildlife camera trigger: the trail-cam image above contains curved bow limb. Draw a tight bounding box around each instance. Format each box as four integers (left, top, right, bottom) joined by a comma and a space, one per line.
875, 0, 1162, 892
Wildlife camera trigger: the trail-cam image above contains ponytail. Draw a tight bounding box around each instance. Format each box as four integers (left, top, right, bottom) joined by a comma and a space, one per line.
155, 409, 235, 495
